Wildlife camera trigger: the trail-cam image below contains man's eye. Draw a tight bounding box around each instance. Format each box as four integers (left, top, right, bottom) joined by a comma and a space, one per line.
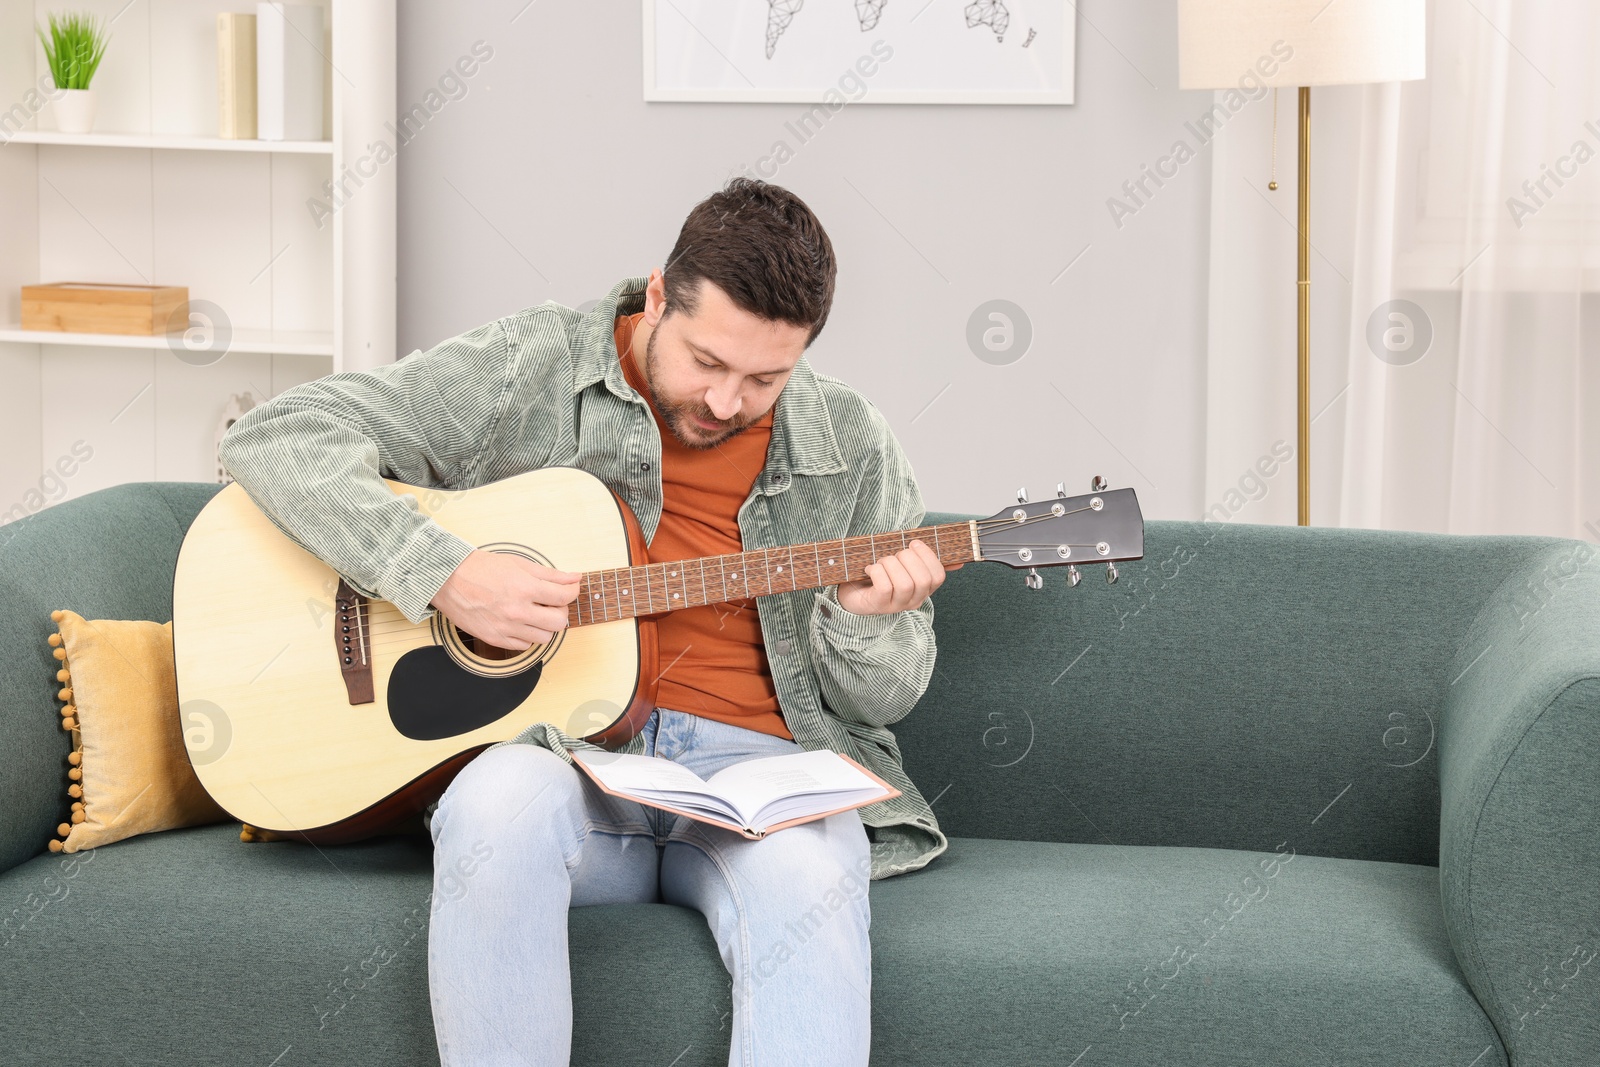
695, 359, 717, 370
753, 378, 776, 388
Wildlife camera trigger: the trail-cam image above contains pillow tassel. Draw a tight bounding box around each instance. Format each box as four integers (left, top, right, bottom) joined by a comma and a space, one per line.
240, 823, 287, 843
47, 610, 85, 853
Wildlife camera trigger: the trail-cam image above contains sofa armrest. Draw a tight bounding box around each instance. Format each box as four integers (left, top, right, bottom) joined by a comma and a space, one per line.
1439, 540, 1600, 1065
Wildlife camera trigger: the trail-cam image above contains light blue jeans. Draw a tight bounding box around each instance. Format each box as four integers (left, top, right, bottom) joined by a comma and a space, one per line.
426, 707, 874, 1066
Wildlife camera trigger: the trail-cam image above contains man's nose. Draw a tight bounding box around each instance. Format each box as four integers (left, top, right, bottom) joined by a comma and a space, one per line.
705, 387, 742, 421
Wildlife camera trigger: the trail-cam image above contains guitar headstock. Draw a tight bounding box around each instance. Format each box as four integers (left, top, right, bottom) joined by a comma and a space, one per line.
976, 477, 1144, 587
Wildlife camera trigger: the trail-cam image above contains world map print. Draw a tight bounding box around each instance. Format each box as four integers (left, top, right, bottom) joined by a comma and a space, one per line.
765, 0, 1011, 58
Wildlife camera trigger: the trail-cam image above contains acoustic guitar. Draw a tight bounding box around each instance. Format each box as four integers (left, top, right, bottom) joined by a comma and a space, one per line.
173, 467, 1143, 843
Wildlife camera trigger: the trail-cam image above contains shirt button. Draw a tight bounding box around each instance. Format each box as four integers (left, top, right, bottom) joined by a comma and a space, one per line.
818, 603, 833, 620
774, 638, 793, 657
641, 462, 651, 471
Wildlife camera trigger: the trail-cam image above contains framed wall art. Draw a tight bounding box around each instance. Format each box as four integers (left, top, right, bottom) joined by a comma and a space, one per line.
643, 0, 1076, 104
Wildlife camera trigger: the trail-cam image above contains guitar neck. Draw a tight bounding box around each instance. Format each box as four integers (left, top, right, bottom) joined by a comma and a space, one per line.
567, 521, 978, 627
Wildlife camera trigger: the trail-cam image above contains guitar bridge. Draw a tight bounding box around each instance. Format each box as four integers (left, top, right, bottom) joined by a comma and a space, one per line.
335, 578, 375, 705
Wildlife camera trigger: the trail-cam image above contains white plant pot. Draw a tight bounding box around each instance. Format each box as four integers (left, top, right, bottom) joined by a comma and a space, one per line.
52, 89, 96, 134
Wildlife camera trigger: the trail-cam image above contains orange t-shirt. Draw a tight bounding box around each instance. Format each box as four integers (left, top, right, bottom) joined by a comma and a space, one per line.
614, 312, 791, 739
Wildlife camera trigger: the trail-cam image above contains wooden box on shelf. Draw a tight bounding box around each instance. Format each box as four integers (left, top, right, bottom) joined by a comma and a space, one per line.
21, 282, 189, 335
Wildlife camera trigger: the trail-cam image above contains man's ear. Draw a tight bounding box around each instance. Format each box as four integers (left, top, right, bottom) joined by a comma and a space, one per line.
643, 268, 668, 327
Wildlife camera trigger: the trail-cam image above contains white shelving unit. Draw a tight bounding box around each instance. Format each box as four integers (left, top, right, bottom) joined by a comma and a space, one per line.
0, 0, 395, 519
3, 129, 335, 153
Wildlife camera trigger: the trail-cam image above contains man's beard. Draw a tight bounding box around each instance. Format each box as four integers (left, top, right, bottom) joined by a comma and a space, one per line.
643, 328, 766, 450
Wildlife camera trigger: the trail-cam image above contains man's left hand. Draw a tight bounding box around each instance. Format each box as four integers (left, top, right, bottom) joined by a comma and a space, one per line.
834, 539, 958, 616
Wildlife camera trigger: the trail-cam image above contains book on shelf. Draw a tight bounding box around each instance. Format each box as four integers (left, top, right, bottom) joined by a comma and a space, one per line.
256, 2, 324, 141
569, 746, 901, 840
217, 13, 257, 139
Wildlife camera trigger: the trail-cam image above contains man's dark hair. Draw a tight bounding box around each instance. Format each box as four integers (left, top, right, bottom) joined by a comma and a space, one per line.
661, 177, 837, 347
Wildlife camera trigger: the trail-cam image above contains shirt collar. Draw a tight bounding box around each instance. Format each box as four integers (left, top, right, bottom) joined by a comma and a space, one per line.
572, 275, 845, 480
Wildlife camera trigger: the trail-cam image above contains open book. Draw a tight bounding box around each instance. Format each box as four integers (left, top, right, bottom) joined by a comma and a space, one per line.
568, 747, 901, 840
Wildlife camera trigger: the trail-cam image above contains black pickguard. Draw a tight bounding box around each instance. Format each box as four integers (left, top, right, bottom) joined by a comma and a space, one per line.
387, 645, 543, 741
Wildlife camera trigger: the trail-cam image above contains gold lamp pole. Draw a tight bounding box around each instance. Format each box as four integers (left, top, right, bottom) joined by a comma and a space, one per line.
1176, 0, 1426, 529
1296, 86, 1310, 526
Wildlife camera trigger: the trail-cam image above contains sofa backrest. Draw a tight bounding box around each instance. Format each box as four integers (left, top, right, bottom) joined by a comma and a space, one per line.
0, 482, 224, 876
898, 511, 1583, 868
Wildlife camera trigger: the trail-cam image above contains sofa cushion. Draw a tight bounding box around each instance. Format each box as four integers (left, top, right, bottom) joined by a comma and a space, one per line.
866, 836, 1504, 1066
0, 829, 1503, 1066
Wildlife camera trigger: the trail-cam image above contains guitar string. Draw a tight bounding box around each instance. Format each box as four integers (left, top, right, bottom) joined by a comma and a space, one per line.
346, 510, 1092, 640
351, 527, 971, 639
348, 541, 1126, 649
349, 509, 1118, 641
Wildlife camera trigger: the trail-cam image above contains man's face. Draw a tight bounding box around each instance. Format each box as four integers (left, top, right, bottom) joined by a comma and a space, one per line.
636, 271, 809, 450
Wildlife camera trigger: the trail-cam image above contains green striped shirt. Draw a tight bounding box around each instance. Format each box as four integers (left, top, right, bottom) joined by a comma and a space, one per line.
218, 275, 947, 880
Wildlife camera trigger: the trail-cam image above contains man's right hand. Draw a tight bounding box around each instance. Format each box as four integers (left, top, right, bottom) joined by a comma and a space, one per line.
429, 549, 582, 651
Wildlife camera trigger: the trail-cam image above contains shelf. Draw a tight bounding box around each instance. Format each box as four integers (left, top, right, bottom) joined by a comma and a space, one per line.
2, 130, 334, 155
0, 325, 334, 357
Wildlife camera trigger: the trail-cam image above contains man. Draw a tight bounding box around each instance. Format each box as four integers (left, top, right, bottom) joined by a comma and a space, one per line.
218, 177, 950, 1066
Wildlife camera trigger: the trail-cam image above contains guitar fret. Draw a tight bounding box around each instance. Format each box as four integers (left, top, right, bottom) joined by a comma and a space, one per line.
642, 562, 653, 615
698, 557, 709, 609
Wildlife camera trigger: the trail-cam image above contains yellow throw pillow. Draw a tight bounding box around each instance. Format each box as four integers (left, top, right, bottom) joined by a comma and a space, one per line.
46, 609, 229, 852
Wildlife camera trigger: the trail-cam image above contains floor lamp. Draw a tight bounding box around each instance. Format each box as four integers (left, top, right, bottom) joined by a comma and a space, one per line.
1177, 0, 1426, 526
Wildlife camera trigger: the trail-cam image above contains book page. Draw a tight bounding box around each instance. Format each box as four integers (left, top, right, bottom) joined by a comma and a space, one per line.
572, 750, 709, 793
707, 750, 884, 826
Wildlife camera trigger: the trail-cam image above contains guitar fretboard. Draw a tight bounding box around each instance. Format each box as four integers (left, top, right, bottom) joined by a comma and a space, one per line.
567, 521, 976, 626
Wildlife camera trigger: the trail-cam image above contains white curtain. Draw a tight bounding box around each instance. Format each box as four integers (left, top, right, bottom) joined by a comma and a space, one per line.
1204, 0, 1600, 540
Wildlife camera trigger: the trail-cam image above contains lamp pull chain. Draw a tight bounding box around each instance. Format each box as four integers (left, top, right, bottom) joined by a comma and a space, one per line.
1268, 87, 1280, 190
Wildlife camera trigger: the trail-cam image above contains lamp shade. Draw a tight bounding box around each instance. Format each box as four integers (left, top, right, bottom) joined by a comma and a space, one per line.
1178, 0, 1425, 89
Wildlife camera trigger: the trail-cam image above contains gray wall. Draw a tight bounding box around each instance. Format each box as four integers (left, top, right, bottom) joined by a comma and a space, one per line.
396, 0, 1211, 520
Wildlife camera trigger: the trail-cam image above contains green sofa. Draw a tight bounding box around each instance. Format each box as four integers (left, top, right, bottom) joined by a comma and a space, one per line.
2, 480, 1597, 1066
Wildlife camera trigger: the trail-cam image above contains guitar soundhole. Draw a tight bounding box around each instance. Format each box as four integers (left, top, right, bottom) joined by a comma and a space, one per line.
455, 626, 523, 661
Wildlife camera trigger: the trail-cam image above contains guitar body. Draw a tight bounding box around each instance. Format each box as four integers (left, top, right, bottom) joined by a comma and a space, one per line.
172, 466, 657, 843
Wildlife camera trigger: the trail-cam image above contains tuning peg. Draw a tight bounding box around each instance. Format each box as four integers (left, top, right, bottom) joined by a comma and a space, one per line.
1066, 565, 1082, 587
1016, 488, 1029, 504
1055, 482, 1066, 499
1105, 562, 1119, 585
1025, 568, 1043, 590
1091, 475, 1108, 492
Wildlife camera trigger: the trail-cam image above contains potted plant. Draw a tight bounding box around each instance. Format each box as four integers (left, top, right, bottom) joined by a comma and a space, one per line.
36, 11, 110, 134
